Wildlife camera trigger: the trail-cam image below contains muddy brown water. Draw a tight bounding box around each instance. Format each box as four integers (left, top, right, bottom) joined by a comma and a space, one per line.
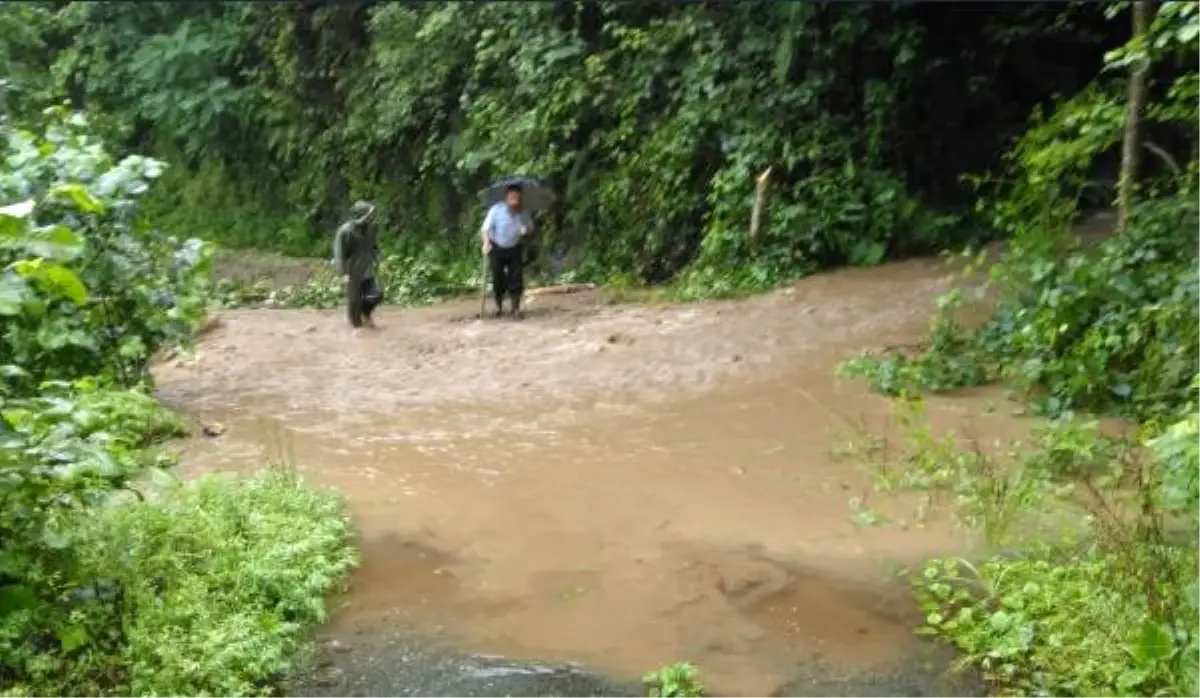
153, 256, 1035, 696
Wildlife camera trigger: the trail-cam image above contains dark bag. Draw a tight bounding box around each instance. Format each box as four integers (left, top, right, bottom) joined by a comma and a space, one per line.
363, 278, 384, 305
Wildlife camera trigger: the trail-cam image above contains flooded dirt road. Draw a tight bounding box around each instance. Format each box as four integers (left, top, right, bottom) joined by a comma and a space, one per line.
153, 256, 1024, 695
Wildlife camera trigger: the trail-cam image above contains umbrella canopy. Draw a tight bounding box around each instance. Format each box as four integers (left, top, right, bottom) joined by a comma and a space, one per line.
477, 175, 556, 213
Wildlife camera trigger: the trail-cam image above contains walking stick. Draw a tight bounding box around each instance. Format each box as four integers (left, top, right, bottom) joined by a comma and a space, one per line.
478, 245, 488, 318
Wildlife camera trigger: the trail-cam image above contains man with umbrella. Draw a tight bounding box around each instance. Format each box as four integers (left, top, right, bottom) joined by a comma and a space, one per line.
478, 177, 553, 319
334, 200, 383, 329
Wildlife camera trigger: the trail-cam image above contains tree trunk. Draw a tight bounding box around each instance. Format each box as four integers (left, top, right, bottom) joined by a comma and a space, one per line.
1116, 1, 1153, 233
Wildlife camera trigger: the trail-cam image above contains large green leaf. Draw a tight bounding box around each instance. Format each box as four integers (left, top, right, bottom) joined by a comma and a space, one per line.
38, 263, 89, 305
58, 624, 91, 653
50, 183, 105, 214
0, 201, 34, 243
1131, 620, 1175, 665
23, 225, 85, 260
0, 199, 35, 220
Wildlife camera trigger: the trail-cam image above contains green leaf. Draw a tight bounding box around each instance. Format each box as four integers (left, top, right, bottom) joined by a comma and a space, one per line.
0, 273, 29, 315
0, 213, 27, 240
1177, 21, 1200, 45
118, 335, 148, 360
38, 263, 89, 305
50, 182, 105, 214
58, 624, 90, 652
1186, 579, 1199, 610
1131, 620, 1174, 664
24, 225, 84, 260
1117, 667, 1150, 691
0, 364, 29, 379
0, 585, 39, 616
0, 199, 35, 220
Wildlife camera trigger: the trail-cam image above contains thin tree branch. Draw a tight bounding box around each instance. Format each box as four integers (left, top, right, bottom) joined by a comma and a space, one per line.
1142, 140, 1182, 176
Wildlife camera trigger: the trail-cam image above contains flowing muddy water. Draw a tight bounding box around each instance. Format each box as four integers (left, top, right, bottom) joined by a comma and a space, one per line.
153, 256, 1028, 695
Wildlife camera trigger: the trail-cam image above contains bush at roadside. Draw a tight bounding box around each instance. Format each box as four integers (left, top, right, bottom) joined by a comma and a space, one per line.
890, 409, 1199, 697
1, 110, 358, 696
85, 466, 356, 697
836, 6, 1199, 695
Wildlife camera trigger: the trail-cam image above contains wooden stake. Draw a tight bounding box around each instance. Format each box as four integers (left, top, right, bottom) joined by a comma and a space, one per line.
749, 166, 772, 253
478, 248, 489, 318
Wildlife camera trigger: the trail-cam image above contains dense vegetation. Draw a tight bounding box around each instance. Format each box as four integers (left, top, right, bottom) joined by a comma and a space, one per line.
0, 111, 356, 695
2, 1, 1128, 299
839, 2, 1200, 695
2, 1, 1197, 696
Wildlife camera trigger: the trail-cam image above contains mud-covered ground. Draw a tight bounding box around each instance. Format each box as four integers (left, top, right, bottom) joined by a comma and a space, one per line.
153, 255, 1026, 696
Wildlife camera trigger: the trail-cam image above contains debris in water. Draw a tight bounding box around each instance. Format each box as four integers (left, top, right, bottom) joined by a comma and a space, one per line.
312, 665, 344, 687
328, 639, 351, 653
201, 423, 226, 438
463, 659, 558, 679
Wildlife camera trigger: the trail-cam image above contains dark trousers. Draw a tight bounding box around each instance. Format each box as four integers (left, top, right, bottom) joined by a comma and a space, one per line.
346, 277, 382, 327
488, 243, 524, 309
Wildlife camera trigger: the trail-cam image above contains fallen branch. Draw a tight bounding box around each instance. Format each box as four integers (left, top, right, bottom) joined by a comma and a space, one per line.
526, 283, 597, 297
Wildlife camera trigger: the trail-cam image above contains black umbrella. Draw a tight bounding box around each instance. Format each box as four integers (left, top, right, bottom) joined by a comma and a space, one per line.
477, 175, 556, 213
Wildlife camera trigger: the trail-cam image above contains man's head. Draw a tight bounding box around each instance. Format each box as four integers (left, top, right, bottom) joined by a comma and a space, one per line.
350, 200, 376, 225
504, 184, 523, 211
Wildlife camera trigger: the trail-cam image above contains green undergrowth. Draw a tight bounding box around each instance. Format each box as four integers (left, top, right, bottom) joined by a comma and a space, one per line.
212, 250, 478, 310
79, 465, 355, 697
2, 110, 358, 696
835, 388, 1199, 696
918, 545, 1196, 697
838, 195, 1199, 421
644, 661, 705, 698
836, 5, 1200, 696
2, 379, 358, 697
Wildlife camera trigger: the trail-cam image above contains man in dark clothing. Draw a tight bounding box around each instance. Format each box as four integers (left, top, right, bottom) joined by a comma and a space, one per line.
333, 200, 382, 329
480, 184, 533, 318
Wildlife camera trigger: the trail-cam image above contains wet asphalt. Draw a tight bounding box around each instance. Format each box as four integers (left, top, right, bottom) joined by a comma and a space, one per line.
292, 628, 983, 697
